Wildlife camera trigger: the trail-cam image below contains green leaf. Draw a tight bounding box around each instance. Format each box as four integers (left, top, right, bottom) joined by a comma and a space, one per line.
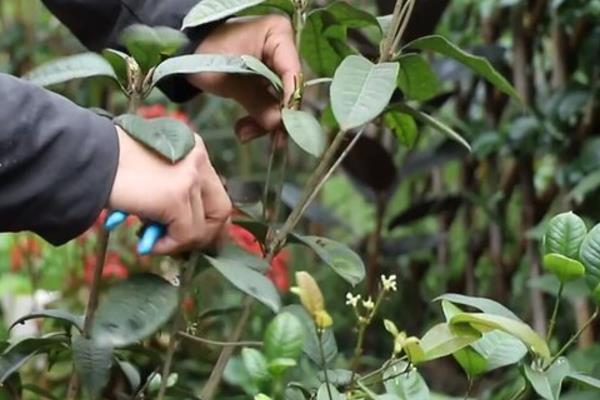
72, 336, 113, 399
450, 312, 550, 359
183, 0, 266, 29
568, 373, 600, 389
283, 305, 337, 365
325, 1, 380, 28
282, 109, 327, 157
239, 0, 294, 16
397, 54, 439, 101
544, 212, 587, 259
377, 15, 394, 38
453, 346, 487, 378
102, 49, 129, 84
289, 235, 365, 286
579, 224, 600, 289
300, 11, 353, 77
121, 25, 188, 72
395, 104, 470, 151
21, 384, 59, 400
241, 55, 283, 90
263, 313, 304, 361
91, 274, 178, 347
331, 55, 399, 130
24, 53, 117, 87
419, 323, 481, 361
267, 357, 297, 376
10, 310, 84, 333
435, 293, 521, 320
383, 110, 418, 148
317, 384, 344, 400
114, 114, 195, 163
543, 253, 586, 283
470, 331, 527, 371
207, 254, 281, 313
152, 54, 252, 87
117, 360, 141, 392
384, 361, 430, 400
0, 334, 67, 383
524, 358, 571, 400
441, 300, 464, 321
241, 348, 270, 383
404, 35, 520, 100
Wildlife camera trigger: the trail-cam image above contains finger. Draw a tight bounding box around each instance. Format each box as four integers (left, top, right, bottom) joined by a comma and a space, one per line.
230, 77, 281, 132
153, 190, 202, 255
235, 116, 266, 143
200, 164, 232, 247
263, 21, 302, 104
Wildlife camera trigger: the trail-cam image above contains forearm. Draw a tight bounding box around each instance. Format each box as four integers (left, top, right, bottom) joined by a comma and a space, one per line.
0, 73, 119, 245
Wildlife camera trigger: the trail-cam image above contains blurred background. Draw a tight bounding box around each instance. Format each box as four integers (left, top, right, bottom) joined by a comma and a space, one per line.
0, 0, 599, 398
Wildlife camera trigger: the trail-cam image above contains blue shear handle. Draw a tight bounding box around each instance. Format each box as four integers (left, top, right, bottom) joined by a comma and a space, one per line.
104, 210, 128, 231
137, 224, 166, 255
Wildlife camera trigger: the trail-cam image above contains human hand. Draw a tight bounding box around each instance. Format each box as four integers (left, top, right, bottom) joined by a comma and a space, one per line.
107, 126, 232, 254
188, 15, 301, 143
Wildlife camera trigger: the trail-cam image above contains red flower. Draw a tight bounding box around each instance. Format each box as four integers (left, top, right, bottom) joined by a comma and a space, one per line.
227, 224, 290, 292
10, 247, 24, 272
138, 104, 192, 126
22, 237, 41, 257
84, 251, 128, 285
138, 104, 167, 119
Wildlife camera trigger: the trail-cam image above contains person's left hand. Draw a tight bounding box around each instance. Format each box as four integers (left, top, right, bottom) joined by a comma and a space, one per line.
187, 15, 301, 143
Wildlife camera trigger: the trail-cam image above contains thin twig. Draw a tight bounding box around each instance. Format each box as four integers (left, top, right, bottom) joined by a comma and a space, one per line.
545, 306, 599, 369
157, 253, 200, 400
546, 283, 563, 342
177, 331, 262, 347
200, 296, 254, 399
67, 229, 111, 400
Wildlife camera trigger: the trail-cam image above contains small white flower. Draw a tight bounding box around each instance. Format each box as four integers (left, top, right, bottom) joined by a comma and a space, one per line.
381, 274, 398, 292
362, 296, 375, 310
345, 292, 361, 307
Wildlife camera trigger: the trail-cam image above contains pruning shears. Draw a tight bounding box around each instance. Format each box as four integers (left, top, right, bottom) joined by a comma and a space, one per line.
104, 210, 165, 255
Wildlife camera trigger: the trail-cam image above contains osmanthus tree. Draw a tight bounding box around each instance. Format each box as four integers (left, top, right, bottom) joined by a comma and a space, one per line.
1, 0, 600, 399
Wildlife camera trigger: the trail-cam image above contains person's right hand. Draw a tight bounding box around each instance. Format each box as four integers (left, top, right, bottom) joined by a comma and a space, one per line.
107, 126, 232, 255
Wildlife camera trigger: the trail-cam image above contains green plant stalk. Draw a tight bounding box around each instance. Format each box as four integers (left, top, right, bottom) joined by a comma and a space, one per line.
546, 283, 564, 342
317, 328, 334, 400
177, 331, 262, 347
545, 306, 599, 369
157, 253, 200, 400
390, 0, 416, 56
356, 380, 379, 400
66, 229, 111, 400
349, 289, 386, 384
507, 384, 528, 400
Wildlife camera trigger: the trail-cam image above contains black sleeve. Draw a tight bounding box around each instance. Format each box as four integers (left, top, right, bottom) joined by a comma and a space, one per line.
41, 0, 222, 102
0, 73, 119, 245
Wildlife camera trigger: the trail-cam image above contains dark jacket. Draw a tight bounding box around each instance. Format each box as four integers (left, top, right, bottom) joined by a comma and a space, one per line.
0, 0, 216, 245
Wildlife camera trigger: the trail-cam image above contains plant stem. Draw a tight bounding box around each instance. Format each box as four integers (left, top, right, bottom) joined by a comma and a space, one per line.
177, 331, 262, 347
545, 306, 599, 369
465, 378, 474, 400
349, 289, 386, 384
157, 253, 199, 400
546, 283, 564, 342
262, 139, 278, 221
508, 385, 528, 400
317, 328, 333, 400
67, 229, 111, 400
390, 0, 416, 55
200, 296, 254, 399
